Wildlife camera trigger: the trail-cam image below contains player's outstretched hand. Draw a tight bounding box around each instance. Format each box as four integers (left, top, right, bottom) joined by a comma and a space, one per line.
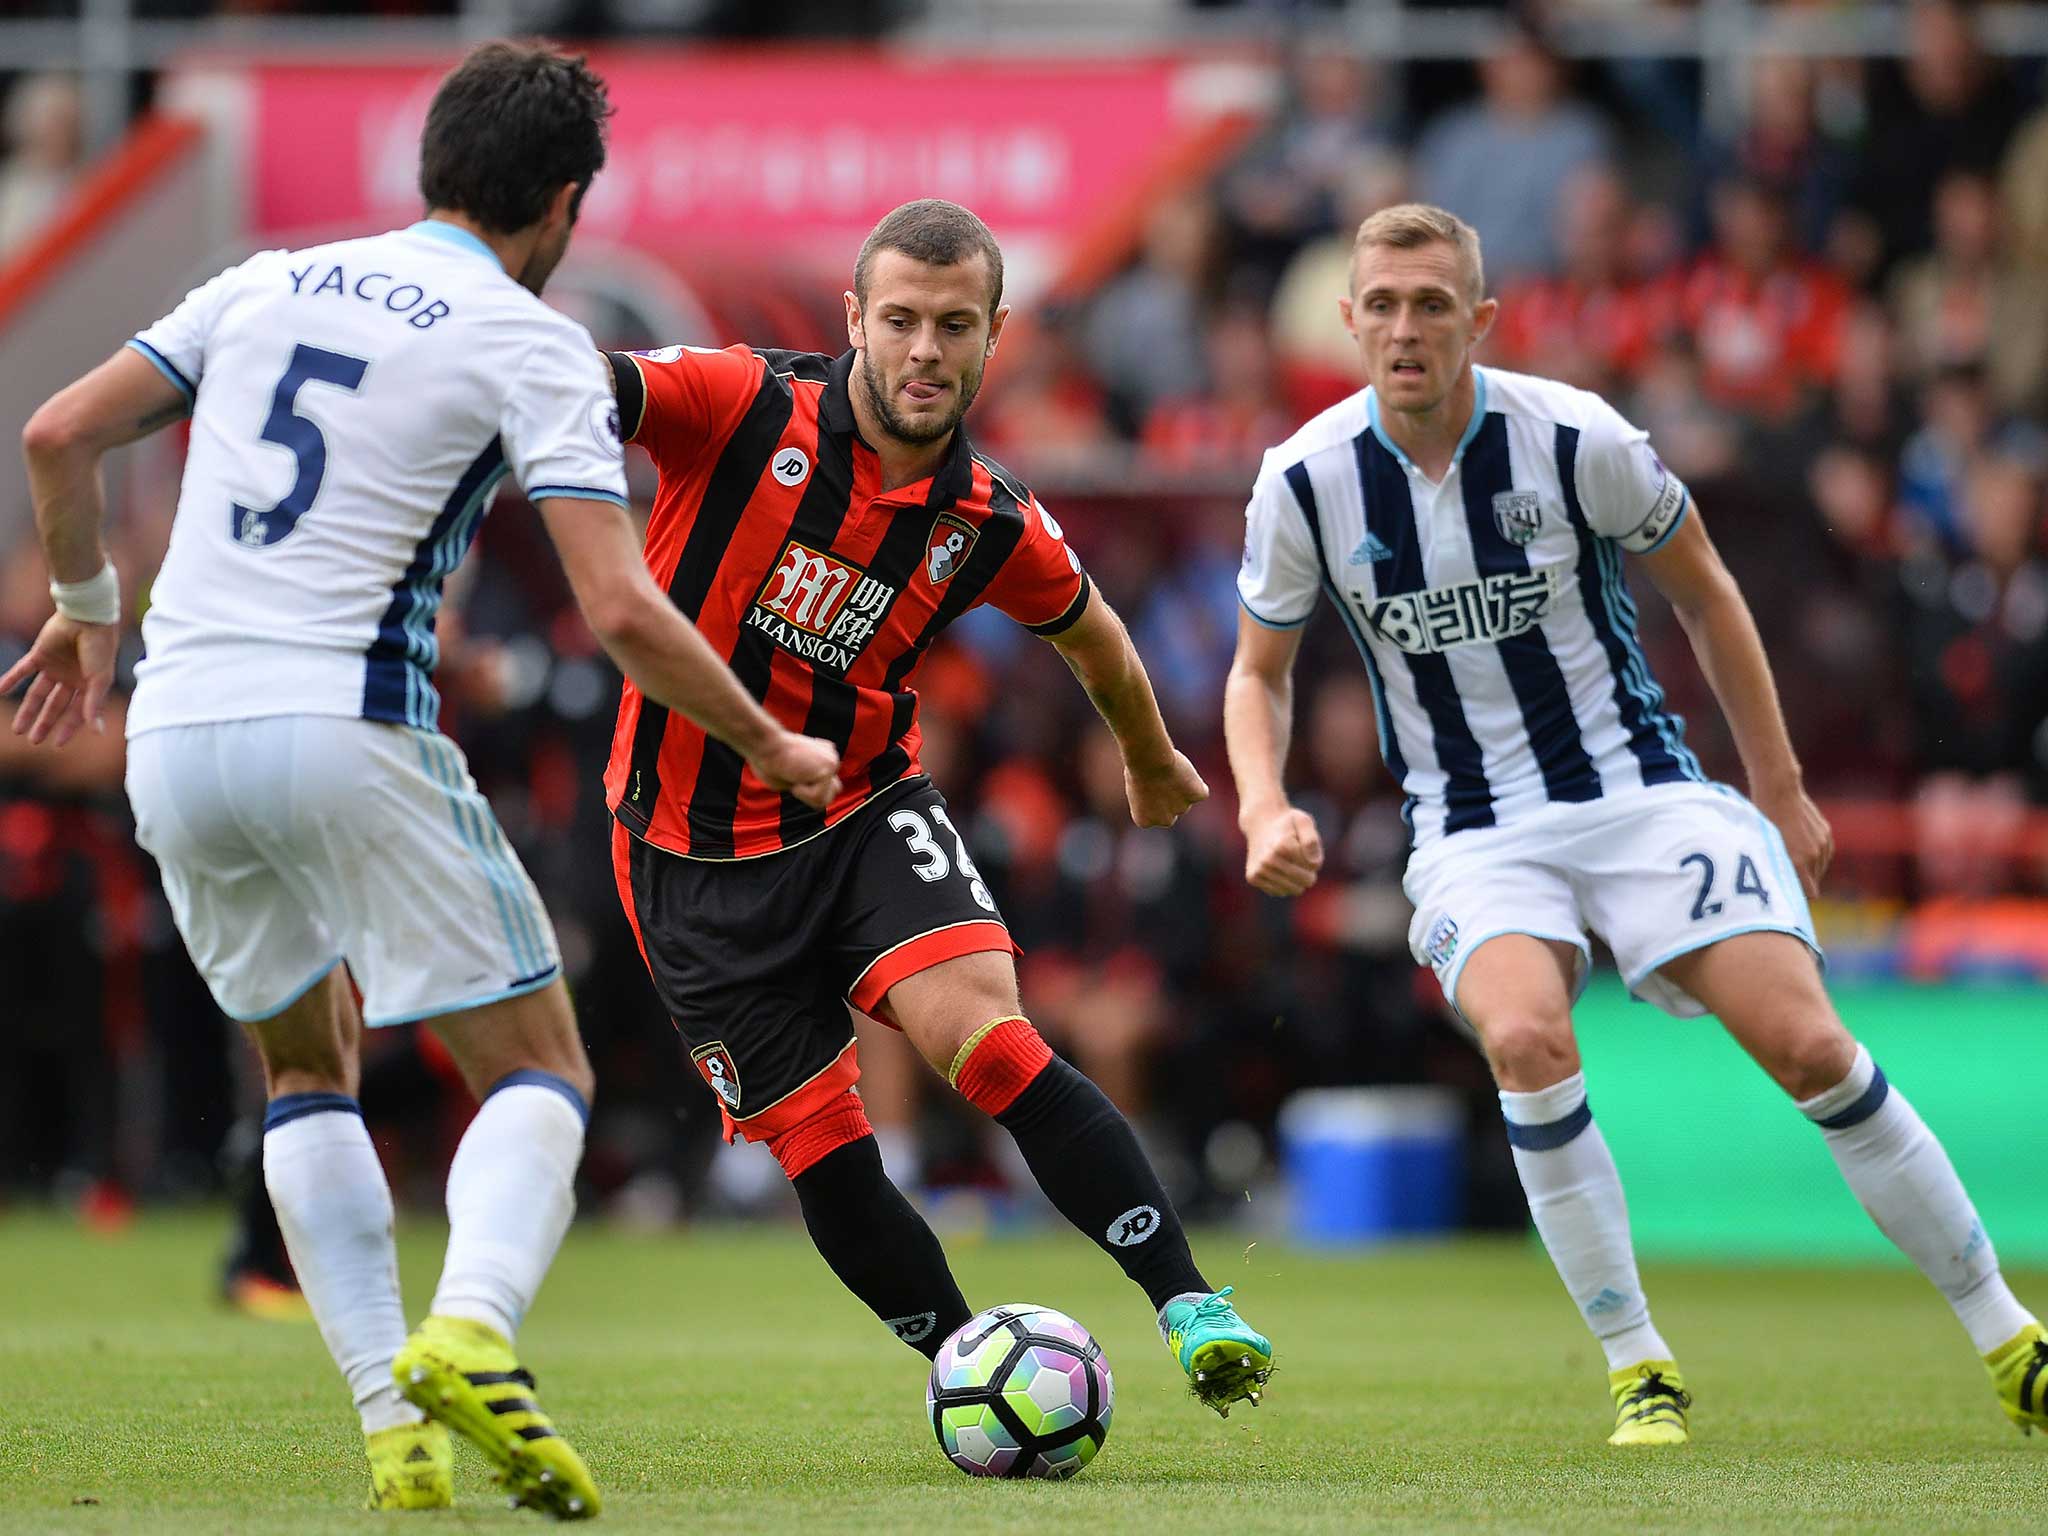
0, 613, 118, 748
750, 729, 843, 811
1244, 804, 1323, 897
1756, 781, 1833, 898
1125, 749, 1207, 829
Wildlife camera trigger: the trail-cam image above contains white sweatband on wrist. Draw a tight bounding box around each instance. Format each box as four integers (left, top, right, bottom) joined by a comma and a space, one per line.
50, 561, 120, 626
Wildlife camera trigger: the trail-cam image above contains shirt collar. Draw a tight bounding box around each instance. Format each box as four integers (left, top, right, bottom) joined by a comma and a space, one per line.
1365, 366, 1489, 476
822, 350, 859, 435
823, 350, 978, 512
407, 218, 505, 271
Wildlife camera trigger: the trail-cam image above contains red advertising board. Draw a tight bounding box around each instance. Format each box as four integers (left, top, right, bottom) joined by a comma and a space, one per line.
240, 52, 1259, 299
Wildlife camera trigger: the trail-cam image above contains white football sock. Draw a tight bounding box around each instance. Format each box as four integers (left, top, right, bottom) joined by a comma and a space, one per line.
430, 1075, 586, 1343
1501, 1072, 1673, 1372
263, 1095, 419, 1434
1800, 1045, 2036, 1355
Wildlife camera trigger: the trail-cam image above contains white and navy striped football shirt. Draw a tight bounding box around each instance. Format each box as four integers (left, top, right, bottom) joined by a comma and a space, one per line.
125, 220, 626, 739
1238, 366, 1701, 847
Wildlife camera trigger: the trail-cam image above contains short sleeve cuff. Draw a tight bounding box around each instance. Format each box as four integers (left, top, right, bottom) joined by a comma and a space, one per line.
1238, 590, 1313, 630
127, 338, 196, 403
1618, 482, 1690, 555
527, 484, 628, 506
1021, 571, 1092, 636
605, 351, 648, 442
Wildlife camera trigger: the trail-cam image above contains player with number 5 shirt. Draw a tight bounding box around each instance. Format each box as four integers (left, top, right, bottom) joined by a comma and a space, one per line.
4, 42, 841, 1518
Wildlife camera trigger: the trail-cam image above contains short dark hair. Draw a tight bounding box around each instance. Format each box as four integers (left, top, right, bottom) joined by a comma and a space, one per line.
853, 199, 1005, 314
418, 41, 612, 236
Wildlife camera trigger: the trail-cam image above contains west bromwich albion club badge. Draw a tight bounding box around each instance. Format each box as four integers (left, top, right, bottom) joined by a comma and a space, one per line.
1492, 490, 1542, 547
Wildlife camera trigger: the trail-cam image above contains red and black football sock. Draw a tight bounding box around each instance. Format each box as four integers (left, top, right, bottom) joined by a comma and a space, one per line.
777, 1097, 971, 1360
954, 1017, 1208, 1311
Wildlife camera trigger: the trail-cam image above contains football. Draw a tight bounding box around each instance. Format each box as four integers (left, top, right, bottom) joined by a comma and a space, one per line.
925, 1303, 1114, 1479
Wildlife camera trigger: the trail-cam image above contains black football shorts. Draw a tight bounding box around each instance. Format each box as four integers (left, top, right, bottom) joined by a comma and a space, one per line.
611, 775, 1016, 1141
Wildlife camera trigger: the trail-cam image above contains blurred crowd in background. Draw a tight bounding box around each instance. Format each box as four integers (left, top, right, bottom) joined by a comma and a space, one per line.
4, 1, 2047, 1244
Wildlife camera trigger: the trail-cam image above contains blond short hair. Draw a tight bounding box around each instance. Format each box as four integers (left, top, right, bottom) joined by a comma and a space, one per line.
1350, 203, 1486, 303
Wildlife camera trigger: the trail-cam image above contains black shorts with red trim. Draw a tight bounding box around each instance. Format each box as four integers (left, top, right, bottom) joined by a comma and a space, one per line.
611, 774, 1016, 1143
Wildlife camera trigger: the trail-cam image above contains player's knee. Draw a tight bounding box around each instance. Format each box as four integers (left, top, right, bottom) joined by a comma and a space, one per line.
1764, 1018, 1858, 1102
947, 1015, 1055, 1118
1477, 1011, 1577, 1090
905, 989, 1019, 1077
884, 951, 1022, 1074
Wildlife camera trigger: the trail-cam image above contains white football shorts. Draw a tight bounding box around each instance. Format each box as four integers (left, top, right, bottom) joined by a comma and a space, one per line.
126, 716, 560, 1026
1403, 780, 1821, 1019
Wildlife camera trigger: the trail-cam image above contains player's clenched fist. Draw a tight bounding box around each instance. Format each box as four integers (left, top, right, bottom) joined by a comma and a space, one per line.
1125, 749, 1208, 829
1243, 804, 1323, 896
749, 730, 843, 810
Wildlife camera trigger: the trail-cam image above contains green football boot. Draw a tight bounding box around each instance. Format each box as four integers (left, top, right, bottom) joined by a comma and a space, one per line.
1160, 1287, 1273, 1417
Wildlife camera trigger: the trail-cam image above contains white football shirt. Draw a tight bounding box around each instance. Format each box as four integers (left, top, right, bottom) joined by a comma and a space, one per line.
1238, 366, 1703, 848
125, 219, 626, 736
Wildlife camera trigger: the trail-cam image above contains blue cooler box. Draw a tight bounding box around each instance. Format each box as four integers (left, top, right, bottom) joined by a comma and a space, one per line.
1278, 1087, 1464, 1244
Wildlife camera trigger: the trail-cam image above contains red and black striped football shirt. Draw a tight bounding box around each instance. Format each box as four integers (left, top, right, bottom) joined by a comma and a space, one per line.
604, 345, 1091, 860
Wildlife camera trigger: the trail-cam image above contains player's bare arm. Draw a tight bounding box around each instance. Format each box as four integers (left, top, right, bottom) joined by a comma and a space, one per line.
535, 496, 841, 809
1043, 585, 1206, 828
1223, 610, 1324, 896
4, 347, 192, 746
1636, 505, 1833, 896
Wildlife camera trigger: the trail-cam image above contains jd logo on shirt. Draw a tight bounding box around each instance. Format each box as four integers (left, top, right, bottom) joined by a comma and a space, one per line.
772, 447, 811, 486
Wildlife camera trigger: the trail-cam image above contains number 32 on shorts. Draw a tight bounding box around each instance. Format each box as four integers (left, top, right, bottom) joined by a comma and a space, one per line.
1679, 850, 1770, 921
890, 806, 997, 912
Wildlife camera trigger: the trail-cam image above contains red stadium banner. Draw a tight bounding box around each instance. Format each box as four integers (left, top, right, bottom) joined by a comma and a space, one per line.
237, 52, 1258, 300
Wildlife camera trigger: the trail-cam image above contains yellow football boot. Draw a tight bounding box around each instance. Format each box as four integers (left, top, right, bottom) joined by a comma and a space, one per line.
1985, 1321, 2048, 1435
394, 1315, 601, 1520
1608, 1360, 1691, 1446
365, 1418, 453, 1510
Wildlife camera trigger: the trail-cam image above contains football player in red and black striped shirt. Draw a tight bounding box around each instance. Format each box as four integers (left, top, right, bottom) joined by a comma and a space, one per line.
602, 200, 1272, 1412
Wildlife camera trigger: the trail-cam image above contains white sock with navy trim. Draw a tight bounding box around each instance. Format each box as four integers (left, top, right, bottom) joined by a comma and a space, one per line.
430, 1072, 587, 1343
1501, 1072, 1672, 1371
262, 1093, 419, 1433
1801, 1044, 2035, 1354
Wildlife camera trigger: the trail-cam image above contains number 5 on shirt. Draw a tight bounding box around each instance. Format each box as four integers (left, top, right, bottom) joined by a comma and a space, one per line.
232, 343, 370, 549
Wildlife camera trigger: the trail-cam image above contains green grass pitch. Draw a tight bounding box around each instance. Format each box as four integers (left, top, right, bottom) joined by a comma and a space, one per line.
10, 1211, 2046, 1534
